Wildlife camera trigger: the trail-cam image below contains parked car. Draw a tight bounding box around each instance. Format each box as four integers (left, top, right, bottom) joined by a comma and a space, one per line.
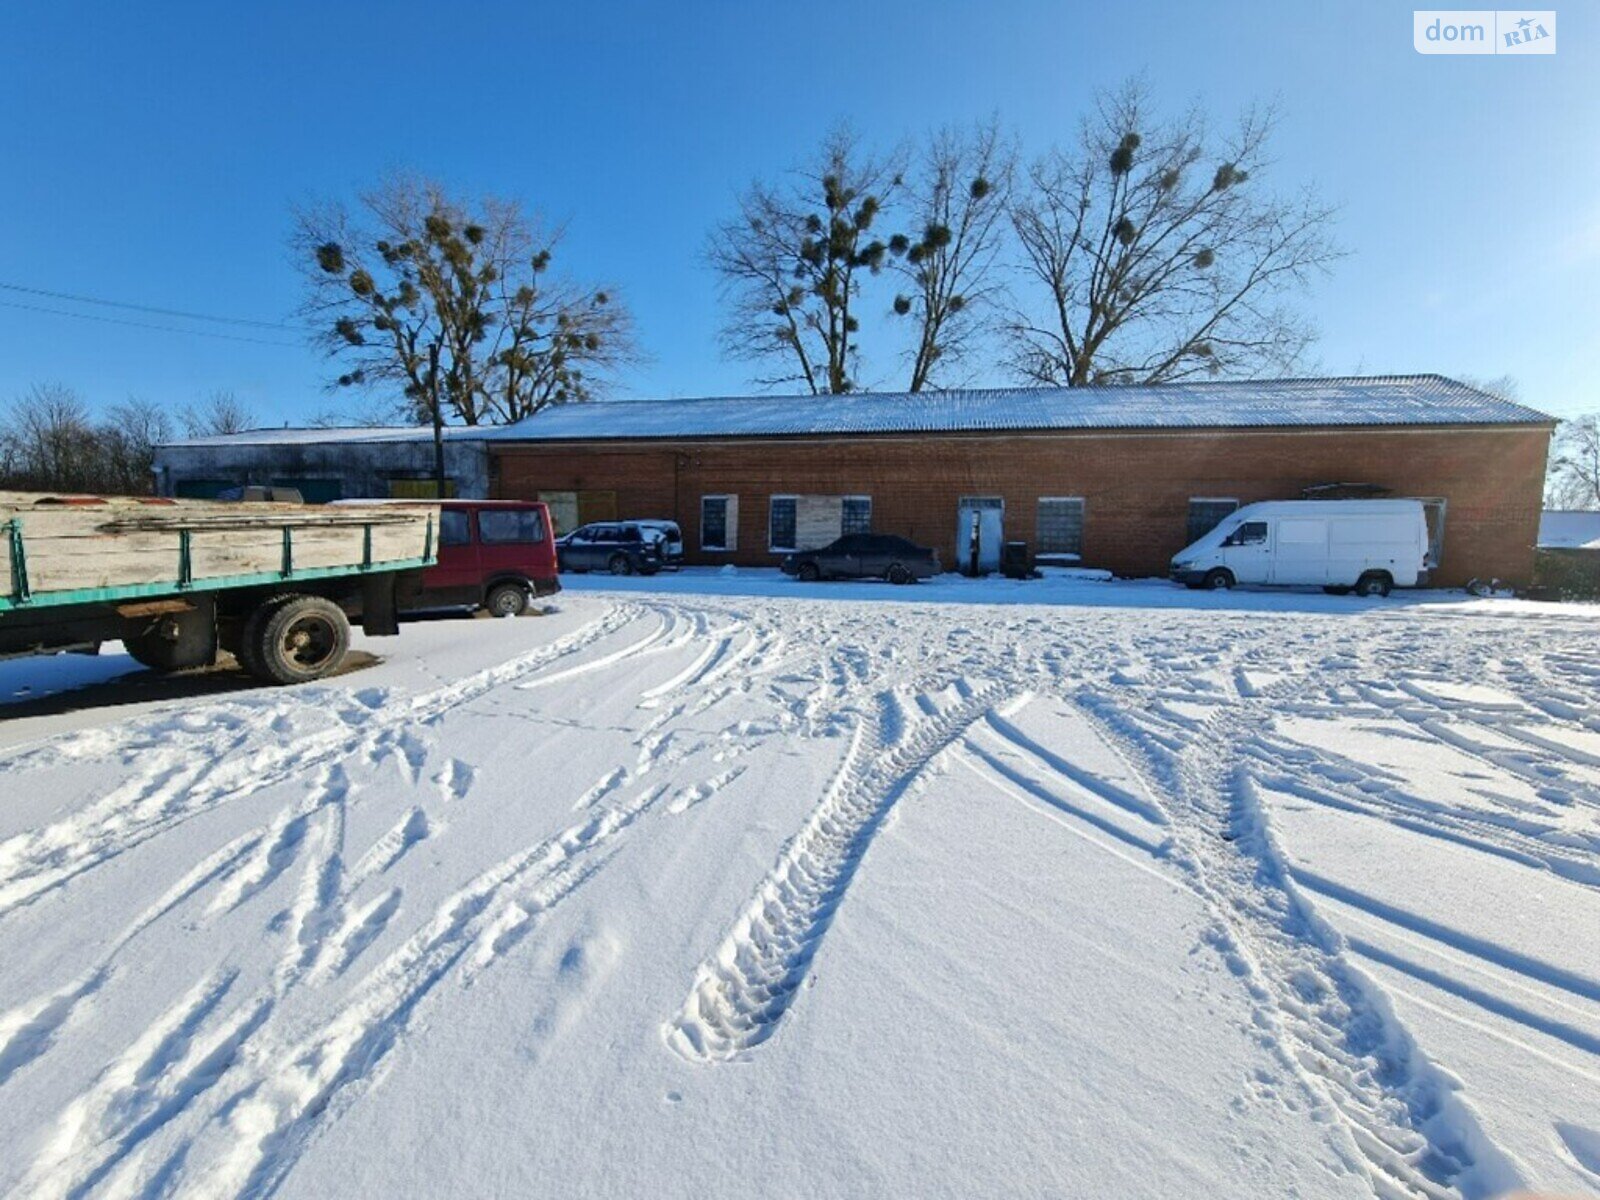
337, 498, 559, 616
556, 521, 666, 575
632, 519, 684, 566
1169, 499, 1432, 596
780, 534, 940, 584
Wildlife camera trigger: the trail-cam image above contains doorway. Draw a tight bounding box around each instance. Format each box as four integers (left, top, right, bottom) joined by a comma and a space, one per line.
957, 497, 1004, 574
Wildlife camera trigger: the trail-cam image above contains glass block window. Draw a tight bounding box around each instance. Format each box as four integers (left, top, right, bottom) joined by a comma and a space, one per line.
769, 496, 798, 551
1037, 497, 1085, 556
841, 496, 872, 535
1187, 498, 1239, 545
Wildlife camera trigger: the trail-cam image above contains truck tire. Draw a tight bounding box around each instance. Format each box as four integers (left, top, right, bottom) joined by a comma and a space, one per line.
1355, 571, 1393, 598
245, 595, 351, 685
485, 581, 530, 617
123, 607, 215, 673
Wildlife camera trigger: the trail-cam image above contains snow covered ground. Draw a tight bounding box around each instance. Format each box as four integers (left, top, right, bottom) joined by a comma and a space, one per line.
1, 570, 1597, 1199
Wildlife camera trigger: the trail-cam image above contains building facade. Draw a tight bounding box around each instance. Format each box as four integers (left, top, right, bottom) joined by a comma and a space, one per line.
153, 377, 1556, 587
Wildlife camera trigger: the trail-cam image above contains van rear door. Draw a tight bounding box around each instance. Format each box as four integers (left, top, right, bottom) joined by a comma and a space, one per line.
1272, 518, 1329, 584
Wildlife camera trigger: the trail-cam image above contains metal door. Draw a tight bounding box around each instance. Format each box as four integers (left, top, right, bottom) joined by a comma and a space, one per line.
957, 498, 1004, 574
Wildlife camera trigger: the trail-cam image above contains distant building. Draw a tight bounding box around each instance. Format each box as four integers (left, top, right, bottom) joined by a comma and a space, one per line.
155, 375, 1555, 587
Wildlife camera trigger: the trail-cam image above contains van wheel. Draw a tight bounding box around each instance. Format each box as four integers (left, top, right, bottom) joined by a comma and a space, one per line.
246, 595, 350, 685
1356, 572, 1393, 598
608, 554, 634, 576
1203, 568, 1234, 591
886, 563, 912, 585
797, 562, 820, 582
485, 582, 529, 617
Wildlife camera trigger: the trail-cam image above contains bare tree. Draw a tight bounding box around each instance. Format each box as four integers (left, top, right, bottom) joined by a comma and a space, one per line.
102, 398, 174, 493
1549, 414, 1600, 509
180, 390, 255, 438
1007, 81, 1341, 387
296, 174, 635, 438
893, 122, 1014, 392
709, 129, 903, 394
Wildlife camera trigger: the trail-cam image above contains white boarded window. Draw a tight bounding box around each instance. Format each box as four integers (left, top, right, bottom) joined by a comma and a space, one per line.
701, 495, 737, 551
770, 494, 866, 552
1037, 497, 1084, 557
1187, 498, 1239, 544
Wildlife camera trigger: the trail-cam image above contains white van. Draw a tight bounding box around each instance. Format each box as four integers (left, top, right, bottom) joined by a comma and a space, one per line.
1169, 500, 1432, 596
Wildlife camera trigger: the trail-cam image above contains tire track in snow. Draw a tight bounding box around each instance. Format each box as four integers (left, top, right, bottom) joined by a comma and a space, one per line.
1076, 672, 1528, 1200
0, 601, 645, 919
665, 679, 1006, 1063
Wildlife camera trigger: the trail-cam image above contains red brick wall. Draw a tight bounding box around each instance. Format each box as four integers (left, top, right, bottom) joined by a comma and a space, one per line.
491, 425, 1552, 587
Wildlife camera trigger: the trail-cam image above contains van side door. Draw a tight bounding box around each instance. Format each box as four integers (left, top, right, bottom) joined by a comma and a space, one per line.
1271, 518, 1330, 584
477, 506, 548, 587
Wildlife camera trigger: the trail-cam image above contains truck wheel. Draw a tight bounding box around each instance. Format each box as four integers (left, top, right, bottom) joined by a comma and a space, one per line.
123, 607, 215, 673
246, 595, 351, 684
485, 582, 530, 617
797, 562, 821, 582
886, 563, 912, 585
1355, 571, 1393, 598
1203, 568, 1234, 591
608, 554, 634, 576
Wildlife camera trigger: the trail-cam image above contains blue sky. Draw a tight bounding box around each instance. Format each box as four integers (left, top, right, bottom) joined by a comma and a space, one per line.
1, 1, 1594, 422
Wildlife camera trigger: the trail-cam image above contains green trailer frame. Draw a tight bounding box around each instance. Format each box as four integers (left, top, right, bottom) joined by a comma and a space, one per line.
1, 513, 435, 614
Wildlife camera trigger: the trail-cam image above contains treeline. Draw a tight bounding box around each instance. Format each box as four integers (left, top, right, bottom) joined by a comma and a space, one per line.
0, 385, 255, 495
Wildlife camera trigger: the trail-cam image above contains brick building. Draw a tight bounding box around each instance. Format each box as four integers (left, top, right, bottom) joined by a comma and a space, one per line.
478, 376, 1553, 587
153, 376, 1555, 586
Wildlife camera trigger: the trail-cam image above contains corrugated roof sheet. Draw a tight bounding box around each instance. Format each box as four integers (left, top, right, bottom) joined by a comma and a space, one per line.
488, 375, 1549, 441
157, 375, 1551, 449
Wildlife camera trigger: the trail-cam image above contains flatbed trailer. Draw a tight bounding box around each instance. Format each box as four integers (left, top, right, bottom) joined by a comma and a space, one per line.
1, 491, 438, 686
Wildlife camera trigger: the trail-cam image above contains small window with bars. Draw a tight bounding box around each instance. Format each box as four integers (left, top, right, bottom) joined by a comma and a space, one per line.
842, 496, 872, 535
702, 495, 734, 551
769, 496, 798, 552
1036, 497, 1085, 557
1187, 498, 1239, 545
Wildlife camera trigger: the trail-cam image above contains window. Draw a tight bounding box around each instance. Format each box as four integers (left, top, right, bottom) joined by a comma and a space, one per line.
842, 496, 872, 535
439, 510, 472, 546
388, 478, 457, 500
1223, 521, 1268, 547
478, 508, 547, 544
1187, 498, 1239, 544
1036, 497, 1085, 557
769, 496, 798, 552
701, 495, 734, 551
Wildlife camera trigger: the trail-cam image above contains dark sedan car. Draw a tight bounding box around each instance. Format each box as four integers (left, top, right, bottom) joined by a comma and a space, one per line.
780, 534, 940, 584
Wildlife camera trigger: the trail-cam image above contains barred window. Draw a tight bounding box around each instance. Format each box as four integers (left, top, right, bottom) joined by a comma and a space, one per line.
1037, 497, 1084, 556
702, 495, 733, 551
1187, 498, 1239, 544
842, 496, 872, 535
769, 496, 798, 551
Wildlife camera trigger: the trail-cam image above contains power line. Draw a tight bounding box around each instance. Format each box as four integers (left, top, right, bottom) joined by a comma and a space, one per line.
0, 281, 311, 332
0, 299, 310, 348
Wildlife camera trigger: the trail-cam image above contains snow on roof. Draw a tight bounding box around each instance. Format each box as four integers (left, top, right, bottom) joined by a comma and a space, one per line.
157, 375, 1550, 450
159, 424, 458, 449
1538, 510, 1600, 550
482, 375, 1549, 442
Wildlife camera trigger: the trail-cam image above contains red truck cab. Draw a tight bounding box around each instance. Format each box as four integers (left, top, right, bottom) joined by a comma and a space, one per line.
425, 500, 560, 616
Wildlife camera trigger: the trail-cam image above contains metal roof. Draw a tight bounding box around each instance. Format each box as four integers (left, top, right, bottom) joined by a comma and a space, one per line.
485, 375, 1550, 442
1539, 510, 1600, 550
156, 376, 1551, 450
